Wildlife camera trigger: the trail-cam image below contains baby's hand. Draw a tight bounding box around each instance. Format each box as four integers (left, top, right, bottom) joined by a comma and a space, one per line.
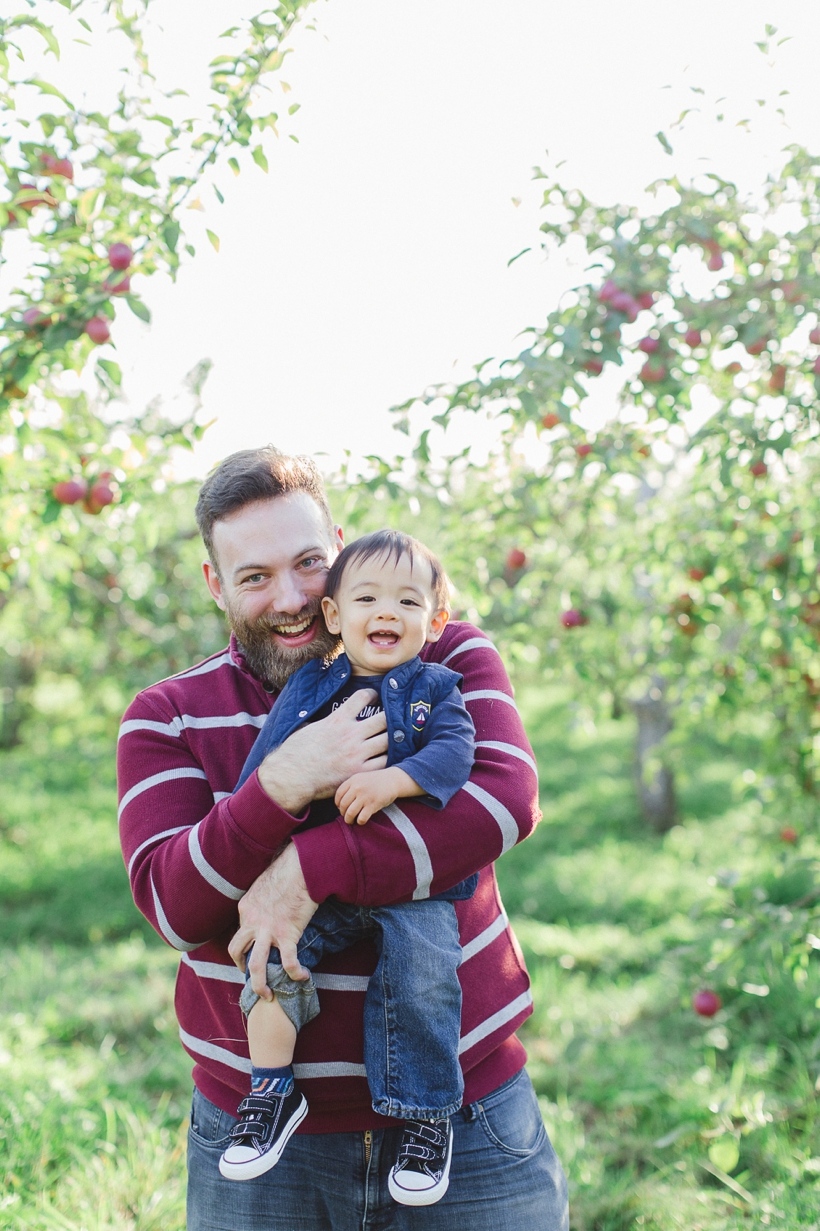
335, 766, 423, 824
335, 770, 397, 825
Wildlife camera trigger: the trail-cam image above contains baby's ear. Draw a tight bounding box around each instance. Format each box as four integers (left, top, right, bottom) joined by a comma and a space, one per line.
322, 595, 342, 634
426, 608, 450, 643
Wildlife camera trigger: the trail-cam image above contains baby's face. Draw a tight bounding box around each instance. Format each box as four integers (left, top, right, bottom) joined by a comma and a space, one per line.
321, 551, 448, 675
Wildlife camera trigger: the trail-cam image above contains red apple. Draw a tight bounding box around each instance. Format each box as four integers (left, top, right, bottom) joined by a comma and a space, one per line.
707, 250, 724, 272
85, 316, 111, 344
22, 307, 49, 328
84, 480, 115, 514
726, 362, 742, 375
809, 327, 820, 345
108, 242, 133, 271
693, 990, 722, 1018
638, 336, 660, 354
688, 567, 706, 581
507, 548, 527, 570
17, 184, 57, 212
610, 290, 639, 321
598, 279, 618, 302
684, 328, 702, 348
640, 362, 667, 384
769, 365, 787, 393
636, 291, 655, 310
103, 273, 130, 296
780, 826, 798, 844
575, 443, 592, 458
42, 155, 73, 180
541, 413, 561, 429
749, 461, 767, 477
583, 358, 603, 375
561, 608, 588, 628
53, 479, 88, 505
746, 338, 768, 356
636, 445, 651, 457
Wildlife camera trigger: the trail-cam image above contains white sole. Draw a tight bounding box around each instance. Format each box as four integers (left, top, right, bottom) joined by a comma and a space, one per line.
388, 1133, 453, 1207
218, 1094, 309, 1182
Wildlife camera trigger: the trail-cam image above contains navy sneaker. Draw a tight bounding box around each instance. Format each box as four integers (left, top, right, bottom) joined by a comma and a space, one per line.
388, 1117, 453, 1206
219, 1083, 308, 1181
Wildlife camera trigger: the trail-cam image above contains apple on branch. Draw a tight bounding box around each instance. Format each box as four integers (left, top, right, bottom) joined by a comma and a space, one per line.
692, 990, 721, 1017
53, 479, 88, 505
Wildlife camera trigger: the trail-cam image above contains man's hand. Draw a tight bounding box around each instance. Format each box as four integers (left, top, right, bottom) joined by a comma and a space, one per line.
335, 766, 422, 825
257, 690, 388, 814
228, 842, 318, 997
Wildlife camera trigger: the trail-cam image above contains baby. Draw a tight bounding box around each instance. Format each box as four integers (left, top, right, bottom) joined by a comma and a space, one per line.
219, 530, 476, 1207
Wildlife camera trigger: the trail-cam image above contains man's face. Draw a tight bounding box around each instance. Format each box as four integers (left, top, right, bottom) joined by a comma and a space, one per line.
203, 492, 344, 690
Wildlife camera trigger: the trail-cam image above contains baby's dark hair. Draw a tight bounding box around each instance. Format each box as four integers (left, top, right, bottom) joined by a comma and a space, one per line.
326, 529, 451, 611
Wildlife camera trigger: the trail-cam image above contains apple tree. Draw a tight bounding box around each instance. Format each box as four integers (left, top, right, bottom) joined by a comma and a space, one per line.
345, 144, 820, 830
0, 0, 319, 734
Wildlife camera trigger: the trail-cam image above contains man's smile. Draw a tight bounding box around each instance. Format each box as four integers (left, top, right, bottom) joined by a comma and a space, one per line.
271, 614, 318, 646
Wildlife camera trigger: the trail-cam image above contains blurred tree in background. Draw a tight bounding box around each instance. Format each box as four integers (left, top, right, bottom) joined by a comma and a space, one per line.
0, 0, 318, 741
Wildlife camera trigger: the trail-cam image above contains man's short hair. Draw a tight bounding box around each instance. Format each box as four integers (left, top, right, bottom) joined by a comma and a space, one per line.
325, 529, 451, 612
195, 446, 334, 570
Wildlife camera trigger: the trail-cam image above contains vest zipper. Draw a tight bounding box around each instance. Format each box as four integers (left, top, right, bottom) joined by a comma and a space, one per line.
364, 1129, 372, 1166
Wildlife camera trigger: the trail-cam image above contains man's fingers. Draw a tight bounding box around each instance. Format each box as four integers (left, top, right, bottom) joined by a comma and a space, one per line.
357, 708, 387, 736
228, 929, 252, 970
278, 939, 309, 982
248, 943, 274, 999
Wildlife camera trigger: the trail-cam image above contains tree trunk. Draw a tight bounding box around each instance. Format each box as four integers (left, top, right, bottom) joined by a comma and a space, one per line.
632, 679, 677, 832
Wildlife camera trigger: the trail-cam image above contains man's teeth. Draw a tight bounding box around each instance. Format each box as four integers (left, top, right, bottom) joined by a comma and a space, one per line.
273, 616, 314, 636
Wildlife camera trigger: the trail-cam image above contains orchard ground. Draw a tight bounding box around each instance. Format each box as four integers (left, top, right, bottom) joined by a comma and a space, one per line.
2, 685, 819, 1230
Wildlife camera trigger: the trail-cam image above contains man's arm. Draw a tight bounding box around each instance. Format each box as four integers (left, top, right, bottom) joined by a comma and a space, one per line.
291, 622, 539, 906
118, 686, 388, 954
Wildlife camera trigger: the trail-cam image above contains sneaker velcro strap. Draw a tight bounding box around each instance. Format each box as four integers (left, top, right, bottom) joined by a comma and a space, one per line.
230, 1118, 268, 1141
409, 1122, 446, 1146
236, 1094, 282, 1117
400, 1142, 438, 1161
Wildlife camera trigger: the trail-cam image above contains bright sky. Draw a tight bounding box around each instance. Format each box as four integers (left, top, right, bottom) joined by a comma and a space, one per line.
6, 0, 820, 478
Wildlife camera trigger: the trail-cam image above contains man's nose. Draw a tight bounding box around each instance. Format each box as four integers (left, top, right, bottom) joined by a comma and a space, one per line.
268, 572, 309, 614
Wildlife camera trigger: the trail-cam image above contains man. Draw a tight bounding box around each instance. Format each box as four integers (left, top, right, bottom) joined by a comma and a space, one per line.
117, 446, 569, 1230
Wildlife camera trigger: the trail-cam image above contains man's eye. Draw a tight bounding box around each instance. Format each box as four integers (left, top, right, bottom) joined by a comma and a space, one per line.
243, 574, 265, 585
299, 557, 321, 569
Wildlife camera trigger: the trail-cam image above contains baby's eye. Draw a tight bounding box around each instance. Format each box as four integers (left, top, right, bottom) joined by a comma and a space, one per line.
356, 595, 376, 603
400, 598, 420, 607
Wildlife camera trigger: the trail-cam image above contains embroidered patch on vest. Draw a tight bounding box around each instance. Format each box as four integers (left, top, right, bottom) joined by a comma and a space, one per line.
409, 699, 431, 731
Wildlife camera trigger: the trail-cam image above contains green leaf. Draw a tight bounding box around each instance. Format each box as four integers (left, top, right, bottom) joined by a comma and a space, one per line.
162, 220, 180, 253
27, 78, 70, 104
251, 145, 269, 173
655, 131, 673, 156
227, 157, 240, 176
708, 1138, 740, 1174
213, 184, 224, 204
77, 17, 92, 31
42, 498, 62, 524
206, 229, 220, 252
288, 103, 301, 116
97, 359, 122, 386
126, 295, 151, 324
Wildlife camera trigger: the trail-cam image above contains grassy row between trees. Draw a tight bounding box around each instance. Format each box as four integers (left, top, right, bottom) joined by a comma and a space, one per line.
1, 686, 818, 1230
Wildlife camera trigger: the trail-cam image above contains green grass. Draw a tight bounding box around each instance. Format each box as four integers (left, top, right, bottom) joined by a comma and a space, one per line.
1, 690, 819, 1228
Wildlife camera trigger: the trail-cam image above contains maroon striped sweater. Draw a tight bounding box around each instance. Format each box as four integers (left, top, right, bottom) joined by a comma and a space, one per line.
117, 621, 540, 1130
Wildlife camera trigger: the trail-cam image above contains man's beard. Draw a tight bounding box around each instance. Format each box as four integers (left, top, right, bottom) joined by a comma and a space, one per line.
225, 596, 341, 692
